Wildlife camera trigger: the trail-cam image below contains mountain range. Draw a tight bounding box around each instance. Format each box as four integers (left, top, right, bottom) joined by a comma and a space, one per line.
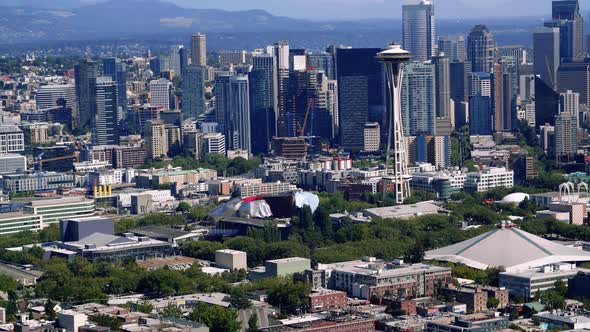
0, 0, 551, 46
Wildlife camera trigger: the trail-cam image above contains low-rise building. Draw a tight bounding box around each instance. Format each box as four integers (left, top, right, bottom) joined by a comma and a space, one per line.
249, 257, 311, 280
464, 167, 514, 192
0, 212, 43, 235
308, 289, 348, 313
425, 314, 509, 332
1, 172, 75, 193
215, 249, 247, 271
533, 312, 590, 330
317, 258, 452, 300
23, 197, 95, 225
499, 263, 583, 299
441, 286, 488, 313
238, 181, 297, 197
363, 201, 448, 220
0, 154, 26, 174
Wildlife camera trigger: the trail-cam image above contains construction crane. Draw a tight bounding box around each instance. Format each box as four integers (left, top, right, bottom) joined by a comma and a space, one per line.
299, 100, 313, 137
34, 151, 80, 172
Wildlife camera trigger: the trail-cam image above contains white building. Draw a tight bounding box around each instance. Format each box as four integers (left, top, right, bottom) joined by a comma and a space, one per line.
88, 169, 125, 186
464, 167, 514, 192
202, 133, 226, 156
0, 125, 24, 154
36, 84, 77, 111
149, 78, 171, 110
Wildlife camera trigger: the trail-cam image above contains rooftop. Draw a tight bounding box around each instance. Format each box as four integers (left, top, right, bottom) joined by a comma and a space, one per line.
426, 226, 590, 272
363, 201, 447, 219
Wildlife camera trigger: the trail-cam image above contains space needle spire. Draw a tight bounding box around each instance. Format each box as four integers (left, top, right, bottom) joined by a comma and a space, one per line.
376, 44, 412, 204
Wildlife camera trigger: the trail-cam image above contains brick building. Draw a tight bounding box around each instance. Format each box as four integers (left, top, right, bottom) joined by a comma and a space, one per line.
441, 286, 488, 313
308, 289, 348, 313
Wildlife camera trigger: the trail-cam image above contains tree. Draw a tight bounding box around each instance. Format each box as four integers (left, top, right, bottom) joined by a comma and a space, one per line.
189, 303, 240, 332
177, 202, 192, 213
162, 303, 183, 318
229, 288, 252, 310
267, 279, 311, 315
180, 241, 224, 261
90, 315, 122, 330
247, 313, 259, 332
44, 299, 57, 320
487, 297, 500, 309
135, 301, 154, 314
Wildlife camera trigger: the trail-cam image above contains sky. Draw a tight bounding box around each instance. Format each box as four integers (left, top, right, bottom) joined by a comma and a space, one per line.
169, 0, 590, 20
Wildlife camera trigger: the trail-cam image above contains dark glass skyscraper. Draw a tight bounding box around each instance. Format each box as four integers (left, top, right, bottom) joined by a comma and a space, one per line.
102, 58, 127, 114
336, 48, 385, 151
250, 54, 277, 155
550, 0, 584, 60
450, 61, 472, 125
92, 77, 119, 145
557, 59, 590, 106
467, 25, 495, 73
74, 59, 98, 130
180, 65, 206, 120
469, 96, 493, 135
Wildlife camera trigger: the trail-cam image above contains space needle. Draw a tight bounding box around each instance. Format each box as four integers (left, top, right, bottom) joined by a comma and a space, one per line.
376, 43, 412, 204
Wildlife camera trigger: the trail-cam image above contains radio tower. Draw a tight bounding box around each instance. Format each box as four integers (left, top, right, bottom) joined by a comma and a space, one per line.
377, 44, 412, 204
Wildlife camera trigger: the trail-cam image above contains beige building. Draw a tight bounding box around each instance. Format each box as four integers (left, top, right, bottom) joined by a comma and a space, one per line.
215, 249, 247, 270
145, 120, 168, 160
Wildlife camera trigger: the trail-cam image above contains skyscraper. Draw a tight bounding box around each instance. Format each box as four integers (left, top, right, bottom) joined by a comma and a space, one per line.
181, 65, 206, 119
377, 44, 412, 204
547, 0, 584, 60
559, 90, 580, 127
402, 0, 436, 61
271, 41, 291, 137
467, 25, 495, 73
144, 120, 168, 160
169, 45, 184, 76
191, 33, 207, 66
250, 54, 277, 155
215, 72, 251, 152
438, 35, 466, 62
432, 53, 451, 119
469, 96, 493, 135
92, 77, 119, 146
336, 48, 386, 150
557, 59, 590, 107
401, 61, 436, 136
149, 78, 172, 110
307, 53, 335, 80
450, 61, 472, 126
533, 27, 560, 90
102, 58, 127, 114
555, 111, 578, 159
74, 59, 98, 129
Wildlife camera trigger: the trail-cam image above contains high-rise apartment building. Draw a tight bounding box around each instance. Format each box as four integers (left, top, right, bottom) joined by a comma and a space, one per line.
271, 41, 291, 138
74, 59, 98, 129
467, 25, 495, 73
250, 54, 277, 155
180, 65, 206, 119
191, 33, 207, 66
144, 120, 168, 160
92, 77, 119, 146
102, 58, 127, 111
402, 0, 435, 61
559, 90, 580, 127
149, 78, 171, 110
438, 36, 466, 62
215, 73, 251, 152
555, 111, 578, 159
432, 53, 451, 119
402, 61, 437, 136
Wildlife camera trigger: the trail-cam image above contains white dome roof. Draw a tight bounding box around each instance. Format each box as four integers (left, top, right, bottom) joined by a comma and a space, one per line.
500, 192, 529, 204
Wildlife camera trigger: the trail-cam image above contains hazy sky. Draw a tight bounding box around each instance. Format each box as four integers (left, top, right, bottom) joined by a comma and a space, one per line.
169, 0, 590, 20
